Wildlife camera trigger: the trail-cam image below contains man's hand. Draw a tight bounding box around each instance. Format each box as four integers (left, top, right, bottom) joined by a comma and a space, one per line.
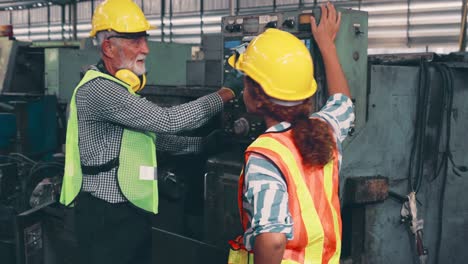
310, 2, 341, 48
222, 70, 244, 98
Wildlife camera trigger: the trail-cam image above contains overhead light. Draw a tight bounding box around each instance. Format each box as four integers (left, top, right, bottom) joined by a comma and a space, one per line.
19, 6, 23, 9
38, 3, 43, 7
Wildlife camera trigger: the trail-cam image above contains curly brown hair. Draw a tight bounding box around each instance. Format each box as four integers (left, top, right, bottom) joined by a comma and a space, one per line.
246, 76, 334, 167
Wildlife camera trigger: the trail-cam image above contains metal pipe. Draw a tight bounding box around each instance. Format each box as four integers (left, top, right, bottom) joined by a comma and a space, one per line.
200, 0, 204, 39
459, 0, 468, 52
61, 4, 65, 40
229, 0, 235, 16
169, 0, 173, 42
406, 0, 412, 47
160, 0, 165, 42
27, 8, 30, 39
72, 1, 77, 40
68, 3, 72, 40
47, 5, 50, 40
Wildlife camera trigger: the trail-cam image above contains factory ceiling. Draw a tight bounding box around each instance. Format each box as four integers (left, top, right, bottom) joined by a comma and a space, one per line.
0, 0, 80, 11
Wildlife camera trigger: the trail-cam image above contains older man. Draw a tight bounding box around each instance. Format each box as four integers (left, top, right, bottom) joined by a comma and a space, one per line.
59, 0, 241, 263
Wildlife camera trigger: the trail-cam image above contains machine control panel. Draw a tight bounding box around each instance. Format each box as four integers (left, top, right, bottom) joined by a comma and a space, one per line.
223, 97, 266, 145
222, 10, 322, 36
222, 8, 368, 148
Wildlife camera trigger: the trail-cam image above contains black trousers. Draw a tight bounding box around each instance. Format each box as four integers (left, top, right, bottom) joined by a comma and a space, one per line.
74, 192, 152, 264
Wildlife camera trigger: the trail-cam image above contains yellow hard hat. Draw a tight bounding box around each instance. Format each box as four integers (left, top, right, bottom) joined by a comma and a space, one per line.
90, 0, 155, 37
228, 28, 317, 101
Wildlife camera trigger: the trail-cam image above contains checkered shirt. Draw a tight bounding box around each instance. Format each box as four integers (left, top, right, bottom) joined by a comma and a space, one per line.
75, 72, 223, 203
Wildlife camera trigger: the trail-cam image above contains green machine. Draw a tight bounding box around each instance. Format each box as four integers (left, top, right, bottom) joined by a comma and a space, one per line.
219, 7, 368, 147
151, 7, 369, 263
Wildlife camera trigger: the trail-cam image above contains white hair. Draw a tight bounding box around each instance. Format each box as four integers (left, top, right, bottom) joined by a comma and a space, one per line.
94, 30, 120, 54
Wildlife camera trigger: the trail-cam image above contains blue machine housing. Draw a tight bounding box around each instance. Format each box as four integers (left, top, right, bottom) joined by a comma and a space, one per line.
0, 113, 15, 150
0, 95, 58, 157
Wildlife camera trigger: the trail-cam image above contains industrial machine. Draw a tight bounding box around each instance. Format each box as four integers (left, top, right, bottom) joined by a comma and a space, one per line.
0, 34, 200, 264
1, 5, 468, 264
152, 8, 468, 264
208, 3, 368, 253
0, 37, 68, 264
219, 7, 368, 145
151, 7, 369, 263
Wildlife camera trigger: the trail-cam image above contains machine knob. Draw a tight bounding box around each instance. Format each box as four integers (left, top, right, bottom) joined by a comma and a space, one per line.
282, 19, 295, 29
233, 117, 250, 136
265, 21, 277, 29
225, 24, 234, 32
233, 23, 243, 32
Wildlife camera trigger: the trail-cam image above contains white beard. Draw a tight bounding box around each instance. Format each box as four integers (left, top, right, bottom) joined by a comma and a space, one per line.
118, 53, 146, 76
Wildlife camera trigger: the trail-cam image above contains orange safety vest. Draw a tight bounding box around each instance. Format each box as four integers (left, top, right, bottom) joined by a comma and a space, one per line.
228, 129, 342, 264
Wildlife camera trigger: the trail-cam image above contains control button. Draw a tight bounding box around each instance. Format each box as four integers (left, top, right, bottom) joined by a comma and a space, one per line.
353, 23, 364, 35
265, 21, 277, 29
233, 117, 250, 136
282, 19, 295, 29
225, 24, 234, 32
233, 23, 243, 32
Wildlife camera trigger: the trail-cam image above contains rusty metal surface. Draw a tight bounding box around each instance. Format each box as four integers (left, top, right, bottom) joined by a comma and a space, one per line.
344, 176, 389, 205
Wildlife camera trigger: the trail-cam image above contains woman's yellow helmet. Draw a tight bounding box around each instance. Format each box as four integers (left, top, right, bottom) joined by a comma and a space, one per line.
228, 28, 317, 101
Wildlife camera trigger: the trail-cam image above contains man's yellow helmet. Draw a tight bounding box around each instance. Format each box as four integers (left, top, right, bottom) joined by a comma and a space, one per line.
90, 0, 155, 37
228, 28, 317, 101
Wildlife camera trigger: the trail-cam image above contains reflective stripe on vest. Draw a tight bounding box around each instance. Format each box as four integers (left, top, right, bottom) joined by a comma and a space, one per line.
59, 70, 159, 214
233, 130, 341, 264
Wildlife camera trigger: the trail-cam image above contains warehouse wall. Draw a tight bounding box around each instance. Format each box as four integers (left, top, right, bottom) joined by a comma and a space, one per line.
0, 0, 466, 54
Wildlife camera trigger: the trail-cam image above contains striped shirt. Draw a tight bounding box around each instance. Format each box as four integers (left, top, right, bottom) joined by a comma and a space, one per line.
242, 93, 355, 250
75, 68, 223, 203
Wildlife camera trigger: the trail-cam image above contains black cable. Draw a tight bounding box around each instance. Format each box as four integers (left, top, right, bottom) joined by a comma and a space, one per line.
415, 59, 431, 193
431, 64, 467, 181
433, 64, 451, 264
0, 154, 35, 165
431, 63, 450, 182
444, 67, 468, 176
434, 133, 448, 264
27, 161, 64, 184
429, 63, 467, 264
429, 63, 448, 183
408, 58, 428, 193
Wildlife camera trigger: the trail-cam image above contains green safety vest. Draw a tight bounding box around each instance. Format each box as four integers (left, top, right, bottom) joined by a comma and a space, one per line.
59, 70, 159, 214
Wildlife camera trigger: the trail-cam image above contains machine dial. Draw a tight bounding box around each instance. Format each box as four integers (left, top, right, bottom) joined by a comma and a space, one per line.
225, 24, 234, 32
265, 21, 278, 29
282, 19, 295, 29
233, 23, 243, 32
233, 117, 250, 136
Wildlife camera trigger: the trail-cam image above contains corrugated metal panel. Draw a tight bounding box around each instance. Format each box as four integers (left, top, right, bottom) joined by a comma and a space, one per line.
204, 0, 229, 11
239, 0, 273, 8
143, 0, 161, 14
168, 0, 200, 14
0, 10, 10, 24
362, 0, 462, 53
12, 9, 29, 26
50, 5, 62, 23
30, 7, 47, 24
277, 0, 303, 6
77, 1, 93, 22
0, 0, 466, 54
